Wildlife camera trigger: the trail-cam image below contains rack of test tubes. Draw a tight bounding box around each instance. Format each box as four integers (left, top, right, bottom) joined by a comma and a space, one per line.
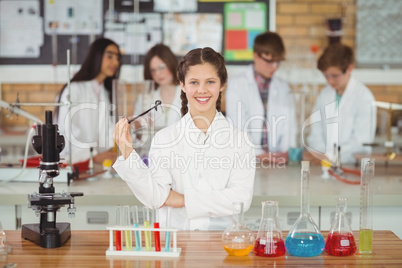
105, 205, 181, 257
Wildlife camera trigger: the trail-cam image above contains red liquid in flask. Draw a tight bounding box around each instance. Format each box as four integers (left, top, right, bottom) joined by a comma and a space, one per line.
254, 237, 286, 257
325, 232, 356, 256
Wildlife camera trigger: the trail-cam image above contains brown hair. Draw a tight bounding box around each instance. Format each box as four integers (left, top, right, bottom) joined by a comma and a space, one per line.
317, 43, 354, 73
177, 47, 227, 117
143, 44, 179, 88
253, 31, 285, 60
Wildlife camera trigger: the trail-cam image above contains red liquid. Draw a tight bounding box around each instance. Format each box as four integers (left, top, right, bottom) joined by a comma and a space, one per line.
254, 237, 286, 257
325, 232, 356, 256
154, 222, 161, 252
115, 230, 122, 251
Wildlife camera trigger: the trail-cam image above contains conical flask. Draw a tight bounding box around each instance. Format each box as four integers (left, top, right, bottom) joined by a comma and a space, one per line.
254, 201, 286, 257
222, 202, 255, 256
285, 161, 325, 257
325, 197, 356, 256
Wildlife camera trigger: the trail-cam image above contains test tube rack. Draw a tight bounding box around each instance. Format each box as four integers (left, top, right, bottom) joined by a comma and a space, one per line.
105, 226, 181, 257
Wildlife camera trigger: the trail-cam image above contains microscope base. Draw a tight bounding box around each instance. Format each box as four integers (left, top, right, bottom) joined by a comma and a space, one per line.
21, 222, 71, 248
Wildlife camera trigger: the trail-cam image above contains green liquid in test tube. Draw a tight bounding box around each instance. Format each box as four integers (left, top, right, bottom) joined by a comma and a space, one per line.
165, 207, 171, 252
123, 205, 132, 251
132, 206, 141, 251
143, 207, 152, 251
359, 158, 375, 255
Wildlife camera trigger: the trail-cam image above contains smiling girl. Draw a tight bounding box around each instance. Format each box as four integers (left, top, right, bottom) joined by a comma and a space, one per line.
113, 47, 255, 230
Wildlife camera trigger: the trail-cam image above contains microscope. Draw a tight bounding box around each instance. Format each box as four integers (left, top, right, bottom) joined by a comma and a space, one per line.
21, 110, 83, 248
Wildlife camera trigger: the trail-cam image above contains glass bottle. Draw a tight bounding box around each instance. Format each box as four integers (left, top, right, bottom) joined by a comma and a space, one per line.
359, 158, 374, 255
325, 197, 356, 256
285, 161, 325, 257
254, 201, 286, 257
222, 202, 255, 256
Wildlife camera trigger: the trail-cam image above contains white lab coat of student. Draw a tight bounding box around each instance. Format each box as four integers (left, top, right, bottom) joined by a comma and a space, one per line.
113, 112, 255, 230
57, 80, 114, 163
225, 65, 296, 156
306, 77, 376, 163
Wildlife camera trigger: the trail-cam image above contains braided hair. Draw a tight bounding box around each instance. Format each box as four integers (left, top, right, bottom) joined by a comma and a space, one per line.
177, 47, 227, 117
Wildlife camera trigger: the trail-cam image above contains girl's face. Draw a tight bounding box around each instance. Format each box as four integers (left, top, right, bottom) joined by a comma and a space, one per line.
150, 56, 174, 87
98, 44, 120, 82
180, 63, 224, 118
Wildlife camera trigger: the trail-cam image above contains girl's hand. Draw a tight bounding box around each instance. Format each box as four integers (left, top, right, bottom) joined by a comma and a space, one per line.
113, 118, 133, 159
163, 190, 185, 208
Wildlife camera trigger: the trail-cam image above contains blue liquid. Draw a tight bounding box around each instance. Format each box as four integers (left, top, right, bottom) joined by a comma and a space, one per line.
165, 231, 171, 252
133, 223, 141, 251
285, 233, 325, 257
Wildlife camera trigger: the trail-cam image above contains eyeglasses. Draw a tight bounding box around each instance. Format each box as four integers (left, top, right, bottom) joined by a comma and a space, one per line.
150, 64, 167, 74
258, 53, 282, 66
322, 72, 345, 80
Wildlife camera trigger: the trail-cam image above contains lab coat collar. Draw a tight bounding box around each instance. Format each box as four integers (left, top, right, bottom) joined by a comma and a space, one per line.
338, 77, 357, 110
180, 111, 229, 146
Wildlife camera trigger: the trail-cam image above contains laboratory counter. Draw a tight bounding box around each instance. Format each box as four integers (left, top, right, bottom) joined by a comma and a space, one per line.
2, 230, 402, 267
0, 164, 401, 207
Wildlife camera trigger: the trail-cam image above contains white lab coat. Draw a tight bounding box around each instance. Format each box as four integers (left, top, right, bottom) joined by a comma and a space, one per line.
306, 77, 377, 163
113, 112, 256, 231
225, 65, 296, 156
134, 85, 182, 129
57, 80, 114, 163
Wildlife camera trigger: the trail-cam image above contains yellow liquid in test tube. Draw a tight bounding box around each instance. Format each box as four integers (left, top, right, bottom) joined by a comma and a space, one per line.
223, 244, 253, 256
125, 230, 132, 251
359, 229, 373, 254
144, 220, 152, 251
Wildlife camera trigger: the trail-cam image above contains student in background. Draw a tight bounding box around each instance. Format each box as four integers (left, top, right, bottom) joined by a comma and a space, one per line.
304, 43, 376, 164
136, 44, 182, 129
55, 38, 122, 164
113, 47, 255, 230
225, 31, 296, 164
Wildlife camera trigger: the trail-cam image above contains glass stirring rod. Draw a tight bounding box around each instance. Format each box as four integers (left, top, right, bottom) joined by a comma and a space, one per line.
127, 100, 162, 124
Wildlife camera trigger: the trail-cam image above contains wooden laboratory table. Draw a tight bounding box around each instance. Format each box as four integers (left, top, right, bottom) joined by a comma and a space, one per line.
2, 230, 402, 267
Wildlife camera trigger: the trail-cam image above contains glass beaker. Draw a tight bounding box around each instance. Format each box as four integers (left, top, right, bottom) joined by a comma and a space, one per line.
325, 197, 356, 256
285, 161, 325, 257
254, 201, 286, 257
359, 158, 374, 255
222, 202, 255, 256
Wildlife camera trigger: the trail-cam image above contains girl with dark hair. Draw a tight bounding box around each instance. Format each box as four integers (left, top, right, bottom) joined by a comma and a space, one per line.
56, 38, 122, 163
136, 44, 181, 128
113, 47, 255, 231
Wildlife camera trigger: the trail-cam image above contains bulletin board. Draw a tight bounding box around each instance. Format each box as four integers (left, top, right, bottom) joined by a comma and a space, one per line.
0, 0, 272, 65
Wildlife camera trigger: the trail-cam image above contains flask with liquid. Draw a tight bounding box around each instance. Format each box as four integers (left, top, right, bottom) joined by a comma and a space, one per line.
359, 158, 374, 255
254, 201, 286, 257
285, 161, 325, 257
325, 197, 356, 256
222, 202, 255, 256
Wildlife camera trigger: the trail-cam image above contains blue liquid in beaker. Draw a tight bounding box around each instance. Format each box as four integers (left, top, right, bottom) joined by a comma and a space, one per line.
285, 233, 325, 257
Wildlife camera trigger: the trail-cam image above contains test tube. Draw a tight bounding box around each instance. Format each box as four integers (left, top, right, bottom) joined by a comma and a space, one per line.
123, 205, 132, 251
143, 207, 152, 251
115, 206, 122, 251
154, 207, 161, 252
132, 206, 141, 251
359, 158, 374, 255
165, 207, 171, 252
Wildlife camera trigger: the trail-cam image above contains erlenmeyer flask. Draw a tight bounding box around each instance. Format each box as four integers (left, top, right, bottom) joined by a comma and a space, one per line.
285, 161, 325, 257
254, 201, 286, 257
325, 197, 356, 256
222, 202, 255, 256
